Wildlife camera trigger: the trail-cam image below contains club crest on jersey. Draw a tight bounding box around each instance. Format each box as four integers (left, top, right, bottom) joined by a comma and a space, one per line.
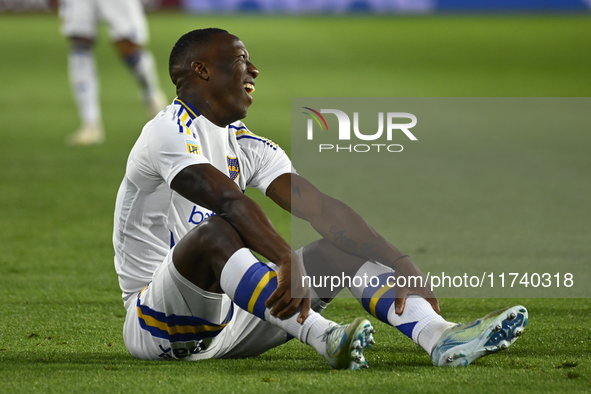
185, 140, 201, 155
227, 156, 240, 181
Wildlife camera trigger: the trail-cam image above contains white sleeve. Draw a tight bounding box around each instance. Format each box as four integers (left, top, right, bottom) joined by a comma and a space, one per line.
145, 123, 210, 186
241, 140, 293, 195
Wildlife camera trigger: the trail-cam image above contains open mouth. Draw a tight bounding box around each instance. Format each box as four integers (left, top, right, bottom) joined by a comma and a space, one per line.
244, 82, 255, 94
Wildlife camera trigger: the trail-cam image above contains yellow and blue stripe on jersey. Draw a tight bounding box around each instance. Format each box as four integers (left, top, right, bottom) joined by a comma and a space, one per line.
233, 262, 278, 320
174, 98, 200, 139
231, 125, 278, 151
137, 290, 234, 343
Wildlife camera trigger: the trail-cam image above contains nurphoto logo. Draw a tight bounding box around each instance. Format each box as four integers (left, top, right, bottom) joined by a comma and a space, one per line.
302, 107, 418, 153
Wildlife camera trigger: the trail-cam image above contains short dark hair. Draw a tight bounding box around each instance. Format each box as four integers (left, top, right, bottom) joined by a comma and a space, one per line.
169, 28, 229, 84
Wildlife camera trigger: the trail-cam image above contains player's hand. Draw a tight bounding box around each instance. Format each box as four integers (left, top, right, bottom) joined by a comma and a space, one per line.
392, 256, 440, 315
265, 251, 311, 323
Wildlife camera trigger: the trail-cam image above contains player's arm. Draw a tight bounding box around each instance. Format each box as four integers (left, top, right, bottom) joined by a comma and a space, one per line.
171, 163, 310, 322
266, 172, 440, 315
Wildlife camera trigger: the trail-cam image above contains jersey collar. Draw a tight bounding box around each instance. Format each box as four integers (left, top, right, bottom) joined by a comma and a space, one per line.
173, 98, 201, 120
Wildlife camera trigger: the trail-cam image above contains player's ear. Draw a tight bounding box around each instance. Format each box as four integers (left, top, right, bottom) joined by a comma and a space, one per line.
191, 61, 209, 81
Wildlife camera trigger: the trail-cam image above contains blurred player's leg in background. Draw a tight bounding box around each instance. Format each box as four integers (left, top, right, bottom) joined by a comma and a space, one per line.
65, 37, 105, 145
102, 0, 167, 119
115, 39, 167, 118
59, 0, 104, 145
60, 0, 166, 145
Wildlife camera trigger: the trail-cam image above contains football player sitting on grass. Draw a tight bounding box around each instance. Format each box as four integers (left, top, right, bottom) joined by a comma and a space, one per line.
113, 28, 527, 369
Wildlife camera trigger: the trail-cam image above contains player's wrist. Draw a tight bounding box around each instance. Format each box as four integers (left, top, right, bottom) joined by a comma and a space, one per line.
269, 246, 294, 267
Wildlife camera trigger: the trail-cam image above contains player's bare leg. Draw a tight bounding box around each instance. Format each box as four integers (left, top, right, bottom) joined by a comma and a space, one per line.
300, 239, 527, 366
115, 39, 167, 117
66, 37, 104, 146
170, 216, 375, 369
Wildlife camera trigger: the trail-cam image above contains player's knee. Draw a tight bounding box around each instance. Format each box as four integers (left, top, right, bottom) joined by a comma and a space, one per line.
198, 216, 243, 252
176, 216, 244, 264
172, 216, 244, 290
70, 37, 94, 51
115, 39, 141, 58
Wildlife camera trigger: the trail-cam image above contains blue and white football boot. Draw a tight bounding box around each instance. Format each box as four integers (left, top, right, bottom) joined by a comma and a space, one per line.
323, 317, 376, 370
431, 305, 528, 367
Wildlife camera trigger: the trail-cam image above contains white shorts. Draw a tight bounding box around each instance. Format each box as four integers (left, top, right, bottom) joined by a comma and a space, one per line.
122, 250, 289, 360
59, 0, 148, 45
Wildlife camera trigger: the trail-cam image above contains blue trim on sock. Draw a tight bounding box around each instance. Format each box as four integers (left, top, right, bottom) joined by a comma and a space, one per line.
124, 50, 141, 67
374, 296, 396, 323
234, 263, 262, 306
359, 273, 397, 323
396, 321, 418, 339
233, 262, 277, 320
253, 276, 277, 319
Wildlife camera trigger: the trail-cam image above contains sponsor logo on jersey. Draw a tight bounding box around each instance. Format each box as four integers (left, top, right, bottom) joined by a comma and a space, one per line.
188, 206, 215, 225
185, 140, 201, 155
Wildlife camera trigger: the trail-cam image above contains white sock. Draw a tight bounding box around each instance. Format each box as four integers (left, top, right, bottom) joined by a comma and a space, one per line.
350, 261, 455, 354
388, 296, 455, 353
220, 248, 332, 357
68, 47, 101, 127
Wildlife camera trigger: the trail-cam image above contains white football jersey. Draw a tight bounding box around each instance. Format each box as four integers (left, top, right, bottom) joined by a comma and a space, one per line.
113, 99, 292, 302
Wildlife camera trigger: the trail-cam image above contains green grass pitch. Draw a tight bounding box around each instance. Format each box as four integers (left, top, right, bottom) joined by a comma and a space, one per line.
0, 12, 590, 393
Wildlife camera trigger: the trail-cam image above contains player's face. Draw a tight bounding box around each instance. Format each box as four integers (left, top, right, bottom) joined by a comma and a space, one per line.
202, 33, 259, 126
